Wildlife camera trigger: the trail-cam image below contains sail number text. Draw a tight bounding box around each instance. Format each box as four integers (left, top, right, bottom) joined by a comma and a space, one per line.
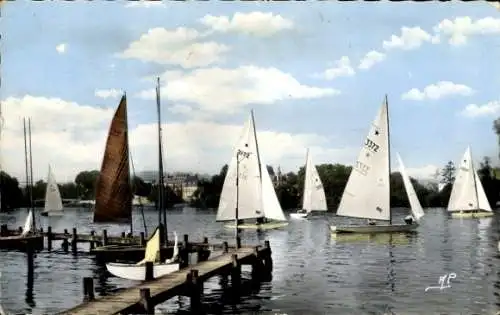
355, 160, 370, 176
364, 138, 379, 153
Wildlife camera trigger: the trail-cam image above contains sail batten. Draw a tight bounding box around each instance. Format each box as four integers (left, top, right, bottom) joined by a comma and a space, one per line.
93, 95, 132, 224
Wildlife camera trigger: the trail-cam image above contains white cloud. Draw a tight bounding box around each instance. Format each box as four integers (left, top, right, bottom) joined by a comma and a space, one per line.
401, 81, 474, 101
433, 16, 500, 46
119, 27, 230, 68
200, 12, 293, 37
55, 43, 67, 54
358, 50, 386, 70
460, 100, 500, 118
95, 89, 123, 99
0, 95, 354, 182
405, 164, 440, 180
124, 1, 166, 8
137, 66, 339, 116
383, 26, 439, 51
320, 56, 355, 80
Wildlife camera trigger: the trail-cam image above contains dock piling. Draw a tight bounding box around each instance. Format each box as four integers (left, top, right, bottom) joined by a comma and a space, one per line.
82, 277, 95, 302
121, 232, 125, 238
180, 234, 189, 268
89, 230, 95, 250
145, 261, 154, 281
251, 246, 265, 281
263, 240, 273, 273
138, 288, 153, 314
64, 229, 68, 235
62, 238, 69, 252
102, 229, 108, 246
47, 226, 53, 251
140, 232, 145, 246
71, 228, 78, 254
187, 269, 202, 311
222, 241, 228, 253
231, 254, 241, 290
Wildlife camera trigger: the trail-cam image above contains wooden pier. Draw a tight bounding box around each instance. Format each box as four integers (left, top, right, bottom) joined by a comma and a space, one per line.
56, 240, 273, 315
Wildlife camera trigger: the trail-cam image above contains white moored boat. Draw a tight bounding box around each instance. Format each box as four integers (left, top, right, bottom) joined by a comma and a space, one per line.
106, 228, 180, 281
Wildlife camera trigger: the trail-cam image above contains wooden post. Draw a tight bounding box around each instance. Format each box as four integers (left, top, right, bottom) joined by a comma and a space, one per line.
145, 261, 154, 281
71, 228, 78, 254
102, 229, 108, 246
18, 226, 22, 233
263, 240, 273, 274
82, 277, 95, 302
62, 238, 69, 252
138, 288, 153, 314
121, 231, 126, 238
0, 224, 6, 236
64, 228, 68, 235
203, 237, 208, 244
140, 232, 145, 246
187, 269, 202, 312
222, 241, 228, 254
230, 254, 241, 290
251, 246, 264, 281
179, 234, 189, 268
236, 236, 241, 249
47, 226, 53, 251
89, 230, 95, 250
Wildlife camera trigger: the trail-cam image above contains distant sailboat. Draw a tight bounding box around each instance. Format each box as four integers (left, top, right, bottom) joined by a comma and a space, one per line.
290, 149, 327, 219
217, 110, 288, 230
106, 228, 180, 280
397, 153, 425, 223
330, 96, 419, 234
41, 165, 64, 217
447, 147, 493, 218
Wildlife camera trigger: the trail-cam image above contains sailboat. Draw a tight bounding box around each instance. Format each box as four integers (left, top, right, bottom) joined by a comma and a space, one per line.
41, 165, 64, 217
330, 96, 419, 234
397, 153, 425, 223
217, 110, 288, 230
106, 228, 180, 280
290, 149, 327, 219
447, 147, 493, 218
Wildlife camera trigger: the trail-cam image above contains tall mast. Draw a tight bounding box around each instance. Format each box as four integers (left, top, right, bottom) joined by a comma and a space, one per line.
156, 77, 168, 244
385, 95, 392, 225
250, 110, 264, 219
469, 147, 480, 210
28, 118, 35, 231
23, 119, 30, 219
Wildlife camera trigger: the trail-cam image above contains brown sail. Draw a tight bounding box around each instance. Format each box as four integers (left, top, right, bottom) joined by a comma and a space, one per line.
93, 94, 132, 223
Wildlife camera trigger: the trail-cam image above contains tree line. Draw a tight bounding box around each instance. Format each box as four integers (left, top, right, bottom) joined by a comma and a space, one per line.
189, 157, 500, 211
0, 170, 183, 211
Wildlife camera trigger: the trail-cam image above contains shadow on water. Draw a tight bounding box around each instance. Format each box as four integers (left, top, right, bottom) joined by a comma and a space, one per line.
25, 250, 35, 308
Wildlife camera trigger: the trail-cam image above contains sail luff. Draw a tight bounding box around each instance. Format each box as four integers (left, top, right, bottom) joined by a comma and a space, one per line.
93, 95, 132, 224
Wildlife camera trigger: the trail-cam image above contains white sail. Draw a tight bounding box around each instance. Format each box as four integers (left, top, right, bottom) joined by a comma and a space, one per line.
336, 98, 391, 221
447, 147, 492, 212
261, 163, 286, 221
44, 165, 64, 214
302, 149, 327, 212
20, 209, 33, 237
216, 114, 263, 221
396, 153, 425, 221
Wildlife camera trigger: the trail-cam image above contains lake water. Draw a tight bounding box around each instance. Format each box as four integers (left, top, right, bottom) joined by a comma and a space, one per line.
0, 207, 499, 315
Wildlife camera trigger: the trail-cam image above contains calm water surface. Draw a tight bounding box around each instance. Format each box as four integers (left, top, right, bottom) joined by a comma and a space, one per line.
0, 207, 499, 315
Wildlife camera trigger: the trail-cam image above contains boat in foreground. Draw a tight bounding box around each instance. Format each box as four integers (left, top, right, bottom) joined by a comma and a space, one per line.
217, 110, 288, 231
331, 96, 424, 234
106, 228, 180, 281
447, 147, 494, 219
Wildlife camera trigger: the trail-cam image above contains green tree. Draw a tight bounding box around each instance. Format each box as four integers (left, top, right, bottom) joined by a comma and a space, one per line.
74, 170, 100, 199
440, 161, 456, 185
0, 171, 24, 210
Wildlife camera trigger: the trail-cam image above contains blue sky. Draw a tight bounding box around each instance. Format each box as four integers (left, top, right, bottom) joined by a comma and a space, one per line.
1, 1, 500, 182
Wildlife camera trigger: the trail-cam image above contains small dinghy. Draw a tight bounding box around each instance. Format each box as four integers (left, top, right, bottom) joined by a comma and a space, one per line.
106, 228, 180, 281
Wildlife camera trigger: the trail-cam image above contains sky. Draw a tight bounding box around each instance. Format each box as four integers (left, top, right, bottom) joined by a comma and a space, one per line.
1, 1, 500, 183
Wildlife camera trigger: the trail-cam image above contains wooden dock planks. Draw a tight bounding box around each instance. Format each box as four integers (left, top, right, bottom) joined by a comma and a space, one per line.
57, 247, 256, 315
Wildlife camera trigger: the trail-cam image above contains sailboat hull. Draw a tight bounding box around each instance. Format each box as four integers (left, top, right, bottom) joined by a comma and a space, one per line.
330, 223, 418, 234
224, 221, 289, 230
106, 262, 180, 281
449, 211, 494, 219
290, 212, 309, 219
